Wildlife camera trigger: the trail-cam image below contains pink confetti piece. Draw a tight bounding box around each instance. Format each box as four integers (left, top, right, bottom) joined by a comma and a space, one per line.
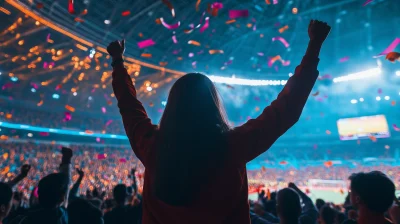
46, 34, 50, 41
274, 22, 281, 27
378, 88, 382, 94
137, 39, 155, 49
119, 158, 127, 163
281, 60, 290, 66
31, 83, 39, 89
97, 154, 106, 160
105, 120, 113, 127
64, 112, 72, 122
39, 132, 49, 136
257, 52, 264, 56
172, 35, 178, 44
101, 107, 106, 113
189, 53, 194, 57
197, 50, 204, 55
374, 38, 400, 57
2, 83, 13, 90
172, 49, 181, 54
362, 0, 373, 6
157, 108, 163, 113
96, 137, 101, 142
211, 2, 223, 9
192, 61, 197, 68
272, 36, 290, 48
229, 9, 249, 19
199, 17, 210, 33
160, 17, 180, 30
273, 0, 278, 4
43, 62, 48, 69
253, 24, 257, 31
393, 124, 400, 131
339, 56, 349, 62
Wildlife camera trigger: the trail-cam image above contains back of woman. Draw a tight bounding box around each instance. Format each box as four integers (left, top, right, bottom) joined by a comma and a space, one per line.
107, 19, 331, 224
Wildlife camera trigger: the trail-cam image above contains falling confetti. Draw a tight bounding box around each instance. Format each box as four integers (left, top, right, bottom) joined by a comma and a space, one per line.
160, 18, 180, 29
362, 0, 374, 6
37, 100, 43, 106
188, 40, 201, 46
137, 39, 155, 49
393, 124, 400, 132
229, 10, 249, 19
325, 130, 331, 135
101, 107, 106, 113
162, 0, 175, 17
74, 17, 84, 23
368, 135, 377, 142
172, 35, 178, 44
272, 36, 290, 48
324, 161, 333, 168
279, 161, 288, 165
385, 52, 400, 62
141, 53, 152, 58
209, 49, 224, 54
265, 0, 271, 4
121, 10, 131, 16
375, 38, 400, 57
278, 25, 289, 33
339, 56, 349, 62
81, 9, 88, 15
199, 17, 210, 33
65, 105, 75, 112
226, 19, 236, 24
196, 0, 201, 11
68, 0, 75, 14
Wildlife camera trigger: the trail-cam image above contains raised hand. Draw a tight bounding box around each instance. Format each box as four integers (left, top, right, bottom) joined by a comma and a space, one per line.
76, 168, 84, 177
20, 164, 31, 177
107, 39, 125, 58
288, 182, 300, 192
308, 20, 331, 44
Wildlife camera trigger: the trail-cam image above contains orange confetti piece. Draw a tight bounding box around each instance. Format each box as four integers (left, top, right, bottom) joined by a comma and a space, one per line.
279, 160, 288, 165
37, 100, 43, 106
391, 100, 396, 106
159, 62, 168, 67
5, 113, 12, 119
247, 23, 252, 28
324, 161, 333, 168
0, 135, 9, 141
74, 17, 84, 23
184, 29, 194, 34
188, 40, 201, 46
177, 57, 183, 60
312, 91, 320, 96
368, 135, 377, 142
265, 0, 271, 4
1, 166, 9, 175
65, 105, 75, 112
141, 53, 152, 58
149, 102, 154, 107
121, 10, 130, 16
155, 18, 161, 24
279, 25, 289, 33
81, 9, 88, 15
107, 100, 112, 106
85, 130, 94, 134
2, 153, 8, 160
196, 0, 201, 11
138, 33, 143, 38
209, 49, 224, 55
226, 19, 236, 24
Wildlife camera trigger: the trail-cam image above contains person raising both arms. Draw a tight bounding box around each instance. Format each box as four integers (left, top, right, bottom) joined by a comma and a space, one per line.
107, 20, 331, 224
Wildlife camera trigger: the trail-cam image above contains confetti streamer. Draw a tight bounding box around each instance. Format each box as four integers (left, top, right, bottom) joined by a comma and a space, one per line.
312, 91, 320, 96
393, 124, 400, 131
339, 56, 349, 62
65, 105, 75, 112
137, 39, 155, 49
209, 49, 224, 54
188, 40, 201, 46
278, 25, 289, 33
160, 18, 180, 30
46, 34, 51, 42
229, 10, 249, 19
68, 0, 75, 14
268, 55, 281, 67
211, 2, 223, 16
226, 19, 236, 24
121, 10, 130, 16
162, 0, 175, 17
272, 36, 290, 48
172, 35, 178, 44
385, 52, 400, 62
362, 0, 374, 6
199, 17, 210, 33
375, 38, 400, 57
196, 0, 201, 11
141, 53, 152, 58
105, 120, 113, 127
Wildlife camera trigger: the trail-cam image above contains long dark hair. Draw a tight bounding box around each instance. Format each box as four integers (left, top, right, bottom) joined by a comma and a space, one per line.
154, 73, 230, 206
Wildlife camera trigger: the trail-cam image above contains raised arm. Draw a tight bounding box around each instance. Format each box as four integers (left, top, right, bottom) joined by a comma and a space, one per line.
69, 168, 84, 202
229, 20, 331, 163
289, 183, 318, 222
108, 40, 156, 166
7, 164, 31, 188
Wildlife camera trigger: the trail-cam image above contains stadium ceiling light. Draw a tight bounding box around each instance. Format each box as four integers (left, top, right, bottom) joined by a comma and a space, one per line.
207, 75, 288, 86
384, 96, 390, 100
332, 67, 382, 83
396, 71, 400, 76
359, 98, 364, 102
376, 96, 381, 101
350, 99, 358, 104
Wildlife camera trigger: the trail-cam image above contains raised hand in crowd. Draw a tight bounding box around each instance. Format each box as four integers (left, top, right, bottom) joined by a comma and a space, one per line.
7, 164, 31, 187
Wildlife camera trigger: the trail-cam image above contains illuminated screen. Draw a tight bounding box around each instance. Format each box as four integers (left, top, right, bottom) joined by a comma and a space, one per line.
337, 115, 390, 140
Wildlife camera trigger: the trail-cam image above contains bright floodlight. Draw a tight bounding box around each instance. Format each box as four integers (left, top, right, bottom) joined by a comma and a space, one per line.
376, 96, 381, 101
333, 67, 381, 83
207, 75, 288, 86
146, 86, 153, 91
350, 99, 358, 104
384, 96, 390, 100
359, 98, 364, 102
396, 71, 400, 76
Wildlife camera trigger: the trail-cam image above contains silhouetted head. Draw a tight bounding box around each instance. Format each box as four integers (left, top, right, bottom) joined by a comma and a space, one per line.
276, 188, 302, 223
316, 198, 326, 210
113, 184, 128, 206
155, 73, 230, 206
0, 182, 13, 219
349, 171, 395, 213
320, 204, 336, 224
38, 173, 69, 208
68, 198, 103, 224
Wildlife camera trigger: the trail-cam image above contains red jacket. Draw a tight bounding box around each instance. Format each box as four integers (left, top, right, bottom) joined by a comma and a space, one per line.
111, 55, 320, 224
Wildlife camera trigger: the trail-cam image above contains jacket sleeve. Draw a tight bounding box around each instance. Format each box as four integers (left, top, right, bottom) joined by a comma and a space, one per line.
111, 63, 156, 167
229, 55, 320, 164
